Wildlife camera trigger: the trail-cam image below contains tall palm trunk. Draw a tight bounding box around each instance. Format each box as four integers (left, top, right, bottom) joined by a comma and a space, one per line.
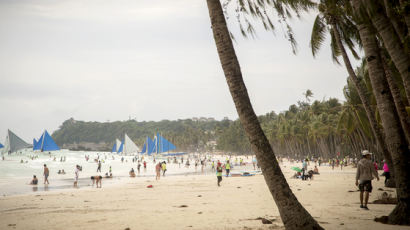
380, 53, 410, 143
352, 0, 410, 224
361, 0, 410, 104
206, 0, 323, 229
331, 23, 395, 182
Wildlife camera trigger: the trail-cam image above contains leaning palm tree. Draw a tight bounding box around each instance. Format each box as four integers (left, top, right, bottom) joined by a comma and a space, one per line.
351, 0, 410, 224
309, 0, 395, 183
206, 0, 323, 229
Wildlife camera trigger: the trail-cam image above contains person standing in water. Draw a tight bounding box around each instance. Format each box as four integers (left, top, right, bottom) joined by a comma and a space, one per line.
97, 161, 101, 172
43, 164, 49, 184
216, 162, 223, 186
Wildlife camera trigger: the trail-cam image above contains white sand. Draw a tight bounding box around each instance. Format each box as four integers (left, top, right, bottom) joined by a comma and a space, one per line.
0, 160, 408, 230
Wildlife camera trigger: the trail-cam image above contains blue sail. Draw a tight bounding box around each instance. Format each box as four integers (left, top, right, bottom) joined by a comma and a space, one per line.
146, 137, 155, 156
41, 130, 60, 151
33, 134, 44, 150
117, 140, 124, 153
33, 138, 38, 148
160, 135, 176, 152
111, 143, 117, 153
153, 133, 176, 153
141, 143, 146, 153
0, 143, 3, 148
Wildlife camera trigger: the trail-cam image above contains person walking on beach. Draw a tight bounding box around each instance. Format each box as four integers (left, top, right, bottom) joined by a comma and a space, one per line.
355, 150, 379, 210
137, 162, 141, 175
43, 164, 49, 184
143, 161, 147, 171
216, 162, 223, 186
225, 160, 231, 176
155, 162, 161, 180
382, 160, 390, 185
97, 161, 101, 173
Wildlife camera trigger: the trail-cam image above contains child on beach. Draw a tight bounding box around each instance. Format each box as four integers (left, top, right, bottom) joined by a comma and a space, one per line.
162, 162, 167, 176
216, 162, 223, 186
30, 175, 38, 185
129, 168, 136, 177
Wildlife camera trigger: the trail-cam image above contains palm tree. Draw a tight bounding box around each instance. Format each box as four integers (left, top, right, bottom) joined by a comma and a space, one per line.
352, 0, 410, 224
309, 0, 395, 182
206, 0, 323, 229
360, 0, 410, 104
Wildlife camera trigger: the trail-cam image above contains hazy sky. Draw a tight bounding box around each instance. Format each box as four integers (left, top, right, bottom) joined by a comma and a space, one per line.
0, 0, 354, 142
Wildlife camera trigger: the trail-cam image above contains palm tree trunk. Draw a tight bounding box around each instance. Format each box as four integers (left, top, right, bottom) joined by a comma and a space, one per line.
331, 23, 395, 181
380, 53, 410, 143
206, 0, 323, 229
361, 0, 410, 104
398, 0, 410, 38
352, 0, 410, 223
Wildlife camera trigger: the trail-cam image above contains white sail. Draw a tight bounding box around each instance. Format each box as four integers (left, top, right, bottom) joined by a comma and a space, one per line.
115, 139, 122, 152
123, 133, 139, 155
2, 129, 31, 154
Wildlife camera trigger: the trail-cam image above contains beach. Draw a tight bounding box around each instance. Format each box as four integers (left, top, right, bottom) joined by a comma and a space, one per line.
0, 158, 408, 230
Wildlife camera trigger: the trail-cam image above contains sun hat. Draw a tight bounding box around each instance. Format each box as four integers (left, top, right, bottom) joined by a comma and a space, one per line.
362, 150, 372, 156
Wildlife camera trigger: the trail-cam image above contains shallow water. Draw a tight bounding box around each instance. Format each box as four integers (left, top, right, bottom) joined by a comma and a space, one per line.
0, 150, 227, 196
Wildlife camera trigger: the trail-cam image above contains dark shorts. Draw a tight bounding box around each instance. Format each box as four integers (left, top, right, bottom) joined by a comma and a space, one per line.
226, 169, 230, 174
217, 176, 222, 182
359, 180, 372, 192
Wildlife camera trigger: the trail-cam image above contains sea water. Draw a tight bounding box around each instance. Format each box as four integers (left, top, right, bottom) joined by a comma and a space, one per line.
0, 150, 212, 196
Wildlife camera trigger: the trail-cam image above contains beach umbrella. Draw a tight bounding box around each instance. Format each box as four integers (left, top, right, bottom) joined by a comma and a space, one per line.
291, 166, 302, 172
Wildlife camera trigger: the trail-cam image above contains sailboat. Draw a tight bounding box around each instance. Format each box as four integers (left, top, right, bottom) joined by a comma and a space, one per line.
123, 133, 140, 155
33, 138, 38, 148
153, 133, 176, 154
33, 130, 60, 152
2, 129, 31, 154
111, 139, 122, 153
115, 134, 139, 155
141, 136, 155, 156
0, 142, 4, 149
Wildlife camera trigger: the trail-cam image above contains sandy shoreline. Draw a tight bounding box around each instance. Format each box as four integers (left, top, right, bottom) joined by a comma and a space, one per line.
0, 161, 408, 230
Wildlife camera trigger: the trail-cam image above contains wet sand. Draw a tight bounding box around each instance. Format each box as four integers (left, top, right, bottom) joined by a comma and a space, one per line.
0, 160, 408, 230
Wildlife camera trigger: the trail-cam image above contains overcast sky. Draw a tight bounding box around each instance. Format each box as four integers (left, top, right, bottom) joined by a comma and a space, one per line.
0, 0, 354, 142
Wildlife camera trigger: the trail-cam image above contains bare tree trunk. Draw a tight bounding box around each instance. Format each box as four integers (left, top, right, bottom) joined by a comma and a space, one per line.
206, 0, 323, 229
331, 24, 395, 181
352, 0, 410, 223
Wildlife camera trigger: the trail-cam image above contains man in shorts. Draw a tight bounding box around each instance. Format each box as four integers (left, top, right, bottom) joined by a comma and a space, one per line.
355, 150, 379, 210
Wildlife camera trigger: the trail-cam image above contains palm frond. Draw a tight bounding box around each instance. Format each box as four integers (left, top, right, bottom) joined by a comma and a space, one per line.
310, 15, 327, 57
330, 27, 342, 65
